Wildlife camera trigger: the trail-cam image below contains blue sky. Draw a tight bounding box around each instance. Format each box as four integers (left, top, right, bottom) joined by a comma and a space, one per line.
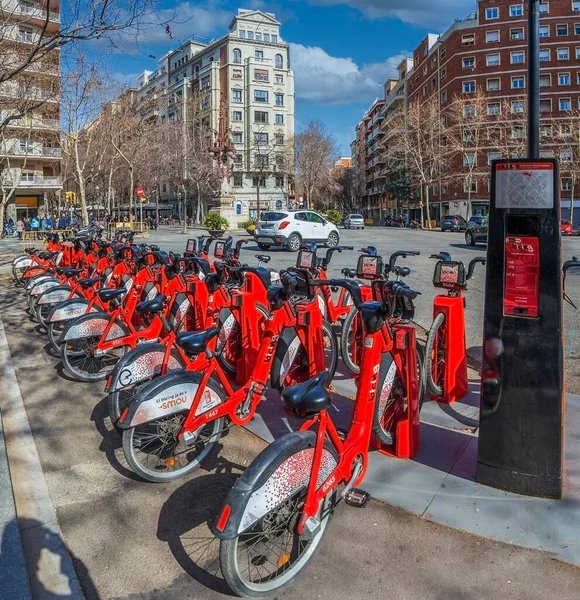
104, 0, 476, 153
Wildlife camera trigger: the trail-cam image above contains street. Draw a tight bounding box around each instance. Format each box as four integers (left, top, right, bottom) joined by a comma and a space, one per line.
1, 226, 580, 599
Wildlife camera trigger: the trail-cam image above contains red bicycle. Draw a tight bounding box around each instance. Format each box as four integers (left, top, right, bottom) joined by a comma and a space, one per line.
213, 277, 420, 597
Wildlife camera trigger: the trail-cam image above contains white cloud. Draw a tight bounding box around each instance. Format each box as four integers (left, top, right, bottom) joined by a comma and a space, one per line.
304, 0, 473, 28
290, 43, 405, 105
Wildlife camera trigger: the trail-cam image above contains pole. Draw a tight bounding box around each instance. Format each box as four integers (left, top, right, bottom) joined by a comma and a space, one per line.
528, 0, 540, 158
140, 200, 143, 225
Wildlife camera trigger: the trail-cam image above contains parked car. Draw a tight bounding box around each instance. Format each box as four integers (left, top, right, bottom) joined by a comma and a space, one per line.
441, 215, 468, 232
344, 214, 365, 229
254, 210, 340, 252
465, 215, 488, 246
561, 220, 573, 236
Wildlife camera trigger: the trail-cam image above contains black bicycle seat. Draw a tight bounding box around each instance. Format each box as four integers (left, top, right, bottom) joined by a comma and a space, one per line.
63, 268, 83, 278
341, 268, 357, 278
38, 251, 57, 260
282, 373, 332, 415
393, 266, 410, 277
136, 295, 166, 315
176, 328, 219, 355
256, 254, 271, 264
98, 288, 127, 302
78, 276, 104, 289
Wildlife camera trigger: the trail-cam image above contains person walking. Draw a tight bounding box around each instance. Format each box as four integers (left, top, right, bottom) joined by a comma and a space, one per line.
58, 214, 67, 230
16, 218, 24, 240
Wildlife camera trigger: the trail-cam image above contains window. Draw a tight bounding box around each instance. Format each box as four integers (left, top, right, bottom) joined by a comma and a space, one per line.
559, 73, 570, 85
574, 1, 580, 11
464, 182, 477, 193
511, 51, 525, 64
271, 34, 278, 43
232, 111, 242, 121
441, 90, 448, 103
233, 153, 243, 166
275, 93, 284, 106
511, 76, 525, 88
487, 102, 501, 115
486, 53, 500, 66
512, 101, 525, 113
233, 49, 242, 64
423, 66, 428, 76
540, 99, 552, 112
275, 113, 284, 125
247, 31, 254, 40
486, 30, 500, 43
557, 24, 568, 36
254, 69, 269, 81
275, 134, 284, 146
254, 132, 268, 144
463, 153, 476, 166
510, 28, 524, 40
578, 72, 580, 85
576, 47, 580, 59
488, 152, 501, 164
486, 7, 499, 19
201, 76, 210, 89
254, 154, 268, 167
252, 176, 266, 187
463, 81, 476, 93
431, 56, 437, 68
540, 125, 552, 136
464, 105, 475, 117
441, 46, 447, 59
561, 124, 572, 136
562, 178, 573, 191
232, 132, 243, 144
539, 25, 549, 37
263, 34, 270, 42
512, 127, 525, 138
255, 33, 261, 41
254, 90, 268, 103
275, 54, 284, 69
275, 177, 284, 188
487, 78, 501, 91
462, 34, 475, 45
558, 47, 569, 59
254, 111, 268, 123
275, 74, 283, 84
233, 174, 243, 187
576, 24, 580, 35
431, 76, 437, 89
255, 49, 264, 59
510, 4, 523, 16
462, 57, 475, 69
441, 67, 447, 80
232, 89, 242, 103
539, 49, 551, 61
539, 2, 549, 13
239, 30, 246, 39
560, 98, 572, 111
560, 150, 572, 162
19, 26, 33, 42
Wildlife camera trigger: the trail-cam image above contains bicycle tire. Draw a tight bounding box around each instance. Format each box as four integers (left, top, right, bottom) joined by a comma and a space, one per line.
373, 352, 408, 446
425, 312, 446, 397
340, 306, 363, 375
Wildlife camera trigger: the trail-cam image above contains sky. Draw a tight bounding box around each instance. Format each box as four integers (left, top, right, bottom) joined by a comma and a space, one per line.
101, 0, 477, 154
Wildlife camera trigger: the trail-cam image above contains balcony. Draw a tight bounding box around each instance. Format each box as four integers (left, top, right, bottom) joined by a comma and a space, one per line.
1, 176, 62, 188
1, 145, 62, 158
18, 5, 61, 24
3, 116, 60, 130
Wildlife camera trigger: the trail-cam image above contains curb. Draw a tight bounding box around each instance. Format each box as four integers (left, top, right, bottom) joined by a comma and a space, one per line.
0, 319, 84, 600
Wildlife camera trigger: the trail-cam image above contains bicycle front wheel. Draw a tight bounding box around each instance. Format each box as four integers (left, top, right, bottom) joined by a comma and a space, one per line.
340, 306, 364, 375
425, 312, 446, 397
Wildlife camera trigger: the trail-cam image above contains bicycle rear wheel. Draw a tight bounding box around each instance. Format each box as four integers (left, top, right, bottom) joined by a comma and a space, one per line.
373, 353, 407, 446
425, 312, 445, 397
340, 306, 363, 375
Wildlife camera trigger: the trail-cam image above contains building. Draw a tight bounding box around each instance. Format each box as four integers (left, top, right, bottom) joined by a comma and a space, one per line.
0, 0, 62, 222
135, 8, 296, 223
353, 0, 580, 226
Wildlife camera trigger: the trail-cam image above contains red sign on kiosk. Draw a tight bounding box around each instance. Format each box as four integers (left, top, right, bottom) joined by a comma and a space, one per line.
504, 235, 540, 318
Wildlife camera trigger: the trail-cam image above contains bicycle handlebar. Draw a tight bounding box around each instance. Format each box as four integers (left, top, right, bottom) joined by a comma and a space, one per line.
321, 245, 354, 268
430, 252, 452, 262
564, 257, 580, 276
233, 238, 253, 258
466, 257, 487, 281
387, 250, 420, 272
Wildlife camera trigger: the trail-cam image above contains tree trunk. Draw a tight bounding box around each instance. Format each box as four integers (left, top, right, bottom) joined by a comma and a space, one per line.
129, 168, 134, 222
182, 184, 188, 234
419, 186, 425, 228
425, 185, 431, 230
195, 182, 202, 224
0, 201, 6, 234
467, 179, 472, 220
571, 174, 577, 228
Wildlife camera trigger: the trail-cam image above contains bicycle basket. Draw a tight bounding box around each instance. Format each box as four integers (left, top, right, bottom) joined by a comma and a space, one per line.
297, 250, 315, 269
433, 260, 467, 290
213, 240, 227, 259
357, 255, 383, 280
185, 238, 196, 256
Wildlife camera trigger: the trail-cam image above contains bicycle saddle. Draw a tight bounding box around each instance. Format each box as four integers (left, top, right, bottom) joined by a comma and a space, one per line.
282, 373, 332, 415
136, 294, 166, 315
176, 327, 219, 355
78, 276, 104, 289
38, 251, 57, 260
393, 266, 410, 277
255, 254, 271, 264
341, 268, 357, 278
98, 288, 127, 302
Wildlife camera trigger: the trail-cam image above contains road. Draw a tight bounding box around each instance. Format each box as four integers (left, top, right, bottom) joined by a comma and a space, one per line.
1, 227, 580, 599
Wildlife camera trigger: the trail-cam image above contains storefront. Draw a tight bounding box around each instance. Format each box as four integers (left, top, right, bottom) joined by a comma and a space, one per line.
14, 196, 40, 221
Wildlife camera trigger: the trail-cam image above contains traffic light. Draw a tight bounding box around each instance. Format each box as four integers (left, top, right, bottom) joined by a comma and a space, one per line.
65, 191, 77, 205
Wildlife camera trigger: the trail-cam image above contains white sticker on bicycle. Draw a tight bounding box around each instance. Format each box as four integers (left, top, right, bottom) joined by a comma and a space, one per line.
378, 362, 398, 416
217, 314, 236, 350
280, 336, 302, 379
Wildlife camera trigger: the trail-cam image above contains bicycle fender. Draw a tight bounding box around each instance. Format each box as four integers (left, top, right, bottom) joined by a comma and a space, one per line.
117, 372, 222, 429
29, 278, 61, 297
26, 274, 55, 291
13, 256, 32, 269
47, 298, 97, 323
37, 285, 75, 305
213, 431, 338, 540
106, 343, 185, 393
60, 313, 128, 343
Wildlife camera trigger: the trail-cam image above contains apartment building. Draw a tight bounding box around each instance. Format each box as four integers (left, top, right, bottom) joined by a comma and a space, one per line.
354, 0, 580, 225
135, 9, 295, 223
0, 0, 62, 221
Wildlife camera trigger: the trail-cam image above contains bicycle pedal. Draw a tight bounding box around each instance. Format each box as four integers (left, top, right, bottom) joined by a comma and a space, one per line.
343, 488, 370, 508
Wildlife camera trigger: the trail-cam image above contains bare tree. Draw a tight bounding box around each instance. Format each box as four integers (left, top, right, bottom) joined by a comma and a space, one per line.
553, 108, 580, 225
295, 120, 338, 209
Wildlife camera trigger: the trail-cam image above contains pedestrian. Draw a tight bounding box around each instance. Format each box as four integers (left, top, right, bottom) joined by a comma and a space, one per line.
45, 215, 54, 230
16, 218, 24, 240
58, 214, 67, 230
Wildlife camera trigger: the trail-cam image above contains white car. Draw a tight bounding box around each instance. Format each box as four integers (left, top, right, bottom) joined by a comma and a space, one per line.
344, 214, 365, 229
255, 210, 340, 252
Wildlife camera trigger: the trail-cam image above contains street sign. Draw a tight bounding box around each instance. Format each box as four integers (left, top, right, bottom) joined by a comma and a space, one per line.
136, 186, 145, 198
140, 197, 147, 203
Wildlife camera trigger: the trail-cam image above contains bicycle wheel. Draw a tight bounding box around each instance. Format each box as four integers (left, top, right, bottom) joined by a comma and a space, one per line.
122, 378, 226, 482
425, 312, 445, 397
272, 320, 338, 391
60, 336, 126, 383
373, 353, 407, 446
216, 304, 269, 377
47, 320, 67, 353
340, 306, 364, 375
219, 436, 337, 598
